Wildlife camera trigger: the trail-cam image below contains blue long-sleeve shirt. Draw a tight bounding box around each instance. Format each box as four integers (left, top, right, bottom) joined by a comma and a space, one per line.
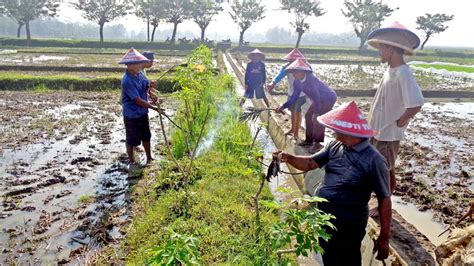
245, 61, 266, 89
272, 64, 289, 85
282, 73, 337, 113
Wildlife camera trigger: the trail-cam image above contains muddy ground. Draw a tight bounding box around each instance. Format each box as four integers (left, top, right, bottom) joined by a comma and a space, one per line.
0, 91, 174, 264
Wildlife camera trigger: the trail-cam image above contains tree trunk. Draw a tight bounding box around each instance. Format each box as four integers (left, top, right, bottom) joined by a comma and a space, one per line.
151, 25, 157, 42
421, 34, 430, 50
295, 31, 303, 48
171, 22, 178, 44
238, 30, 245, 47
99, 23, 104, 43
147, 17, 150, 42
17, 23, 23, 38
25, 21, 31, 46
200, 27, 206, 42
358, 38, 366, 55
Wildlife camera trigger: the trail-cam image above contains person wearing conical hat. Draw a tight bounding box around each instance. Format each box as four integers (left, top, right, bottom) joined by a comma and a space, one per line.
141, 51, 154, 79
273, 101, 392, 265
244, 49, 270, 107
366, 22, 424, 217
267, 48, 308, 140
276, 58, 337, 152
119, 48, 162, 167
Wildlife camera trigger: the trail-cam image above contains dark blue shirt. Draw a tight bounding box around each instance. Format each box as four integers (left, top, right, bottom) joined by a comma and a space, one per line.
121, 70, 149, 118
311, 139, 390, 221
282, 73, 337, 113
245, 61, 266, 89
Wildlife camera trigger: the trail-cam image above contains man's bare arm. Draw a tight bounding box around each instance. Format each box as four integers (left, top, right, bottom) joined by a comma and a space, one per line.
397, 106, 421, 127
274, 151, 319, 172
376, 196, 392, 260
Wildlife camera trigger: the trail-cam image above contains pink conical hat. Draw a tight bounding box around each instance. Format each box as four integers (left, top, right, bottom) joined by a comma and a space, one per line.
285, 58, 311, 72
317, 101, 376, 138
248, 49, 265, 60
282, 48, 305, 61
119, 48, 150, 64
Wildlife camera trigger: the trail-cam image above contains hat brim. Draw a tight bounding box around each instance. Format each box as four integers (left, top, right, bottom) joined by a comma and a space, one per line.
119, 59, 150, 65
368, 27, 420, 48
367, 39, 415, 56
285, 67, 311, 73
317, 117, 376, 138
248, 53, 265, 60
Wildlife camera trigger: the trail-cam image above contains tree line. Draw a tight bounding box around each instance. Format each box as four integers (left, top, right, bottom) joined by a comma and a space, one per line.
0, 0, 454, 52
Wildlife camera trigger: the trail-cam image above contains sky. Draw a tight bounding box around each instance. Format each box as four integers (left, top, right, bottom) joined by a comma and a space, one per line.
57, 0, 474, 48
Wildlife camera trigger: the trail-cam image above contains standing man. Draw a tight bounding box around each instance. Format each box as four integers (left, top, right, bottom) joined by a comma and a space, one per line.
119, 48, 161, 166
244, 49, 270, 107
276, 59, 337, 152
141, 51, 154, 79
274, 101, 392, 265
367, 22, 424, 216
267, 48, 307, 139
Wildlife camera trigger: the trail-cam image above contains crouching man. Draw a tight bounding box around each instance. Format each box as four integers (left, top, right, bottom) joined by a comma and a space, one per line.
119, 48, 162, 166
273, 101, 392, 265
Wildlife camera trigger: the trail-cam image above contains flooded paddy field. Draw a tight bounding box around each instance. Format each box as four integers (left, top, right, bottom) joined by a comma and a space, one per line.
265, 63, 474, 92
0, 52, 186, 69
0, 91, 174, 264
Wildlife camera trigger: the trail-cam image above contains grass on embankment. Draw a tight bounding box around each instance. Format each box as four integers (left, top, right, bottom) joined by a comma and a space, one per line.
0, 71, 177, 92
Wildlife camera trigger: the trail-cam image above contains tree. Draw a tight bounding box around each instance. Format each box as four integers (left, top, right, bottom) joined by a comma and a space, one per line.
135, 0, 154, 41
136, 0, 166, 42
163, 0, 192, 44
416, 13, 454, 50
190, 0, 222, 42
280, 0, 325, 48
0, 0, 59, 42
72, 0, 131, 43
341, 0, 395, 54
230, 0, 265, 47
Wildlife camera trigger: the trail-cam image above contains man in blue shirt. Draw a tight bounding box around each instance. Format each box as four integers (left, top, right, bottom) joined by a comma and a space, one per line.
244, 49, 270, 107
274, 101, 392, 265
119, 48, 161, 165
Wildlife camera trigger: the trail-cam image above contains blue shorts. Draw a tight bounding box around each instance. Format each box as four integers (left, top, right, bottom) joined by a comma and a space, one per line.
245, 86, 266, 99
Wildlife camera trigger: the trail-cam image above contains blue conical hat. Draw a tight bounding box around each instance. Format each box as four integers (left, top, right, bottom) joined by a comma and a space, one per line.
119, 48, 150, 64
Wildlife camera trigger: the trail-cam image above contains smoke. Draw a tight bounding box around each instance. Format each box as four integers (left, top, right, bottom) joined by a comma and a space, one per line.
195, 92, 236, 156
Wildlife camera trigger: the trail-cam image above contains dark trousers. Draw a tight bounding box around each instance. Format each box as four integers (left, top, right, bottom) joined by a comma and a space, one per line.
305, 100, 336, 143
319, 203, 368, 266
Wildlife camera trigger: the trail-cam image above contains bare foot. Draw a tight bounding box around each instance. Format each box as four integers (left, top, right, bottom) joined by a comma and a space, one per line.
369, 207, 379, 218
285, 130, 294, 136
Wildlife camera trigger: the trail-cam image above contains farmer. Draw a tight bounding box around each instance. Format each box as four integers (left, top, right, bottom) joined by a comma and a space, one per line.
267, 48, 307, 140
276, 58, 337, 152
119, 48, 162, 166
141, 51, 154, 79
367, 22, 424, 216
244, 49, 270, 107
273, 101, 392, 265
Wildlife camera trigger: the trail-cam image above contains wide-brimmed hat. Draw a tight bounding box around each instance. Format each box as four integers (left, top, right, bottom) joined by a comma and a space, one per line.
367, 21, 420, 56
282, 48, 306, 62
317, 101, 376, 138
119, 48, 150, 64
142, 51, 155, 61
285, 58, 312, 73
248, 49, 265, 60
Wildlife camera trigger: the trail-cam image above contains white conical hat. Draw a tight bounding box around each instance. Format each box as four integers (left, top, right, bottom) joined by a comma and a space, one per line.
367, 22, 421, 55
285, 58, 311, 72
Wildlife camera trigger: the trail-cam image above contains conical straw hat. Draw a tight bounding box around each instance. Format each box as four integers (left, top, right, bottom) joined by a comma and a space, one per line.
248, 49, 265, 60
317, 101, 376, 138
119, 48, 150, 64
367, 21, 420, 55
285, 58, 312, 72
282, 48, 305, 61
